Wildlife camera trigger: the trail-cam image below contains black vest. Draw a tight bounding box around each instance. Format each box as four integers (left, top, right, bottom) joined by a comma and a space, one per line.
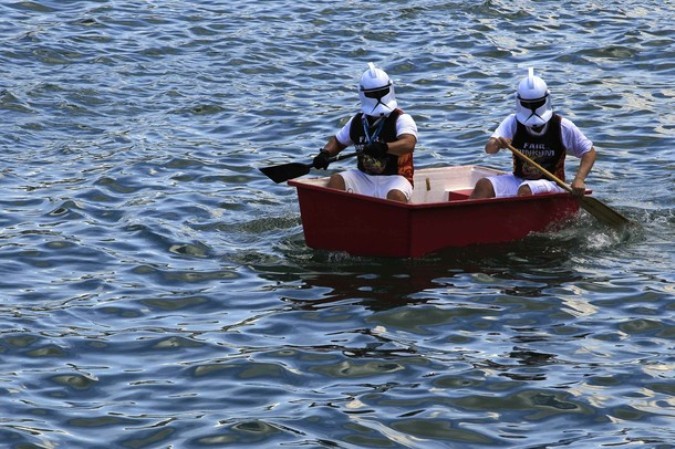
349, 110, 402, 177
512, 114, 566, 181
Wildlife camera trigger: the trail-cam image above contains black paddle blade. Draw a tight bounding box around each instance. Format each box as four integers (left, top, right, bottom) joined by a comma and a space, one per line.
259, 162, 313, 183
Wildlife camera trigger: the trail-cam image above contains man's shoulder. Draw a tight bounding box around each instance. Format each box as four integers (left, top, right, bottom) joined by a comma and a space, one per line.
492, 114, 518, 137
394, 110, 415, 123
496, 114, 518, 128
557, 115, 583, 133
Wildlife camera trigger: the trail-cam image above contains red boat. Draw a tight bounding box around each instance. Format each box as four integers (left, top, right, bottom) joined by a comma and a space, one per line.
288, 165, 582, 258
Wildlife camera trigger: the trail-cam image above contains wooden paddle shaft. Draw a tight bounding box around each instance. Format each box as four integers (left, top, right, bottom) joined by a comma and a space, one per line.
507, 142, 629, 227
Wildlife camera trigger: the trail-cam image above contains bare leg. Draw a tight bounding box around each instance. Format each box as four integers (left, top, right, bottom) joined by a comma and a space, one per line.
470, 178, 495, 199
386, 189, 408, 203
326, 174, 346, 190
517, 184, 533, 196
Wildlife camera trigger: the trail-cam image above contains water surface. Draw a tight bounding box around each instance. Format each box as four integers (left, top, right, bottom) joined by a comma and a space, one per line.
1, 1, 673, 448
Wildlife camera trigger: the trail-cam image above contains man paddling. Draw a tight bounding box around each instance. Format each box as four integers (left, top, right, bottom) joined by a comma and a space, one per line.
312, 63, 418, 203
470, 68, 597, 199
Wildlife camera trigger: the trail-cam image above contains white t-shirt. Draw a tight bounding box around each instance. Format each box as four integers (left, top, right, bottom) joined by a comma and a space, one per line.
491, 114, 593, 158
335, 113, 418, 147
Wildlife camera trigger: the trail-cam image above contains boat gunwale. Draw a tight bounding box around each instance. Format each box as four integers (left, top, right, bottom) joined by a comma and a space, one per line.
288, 177, 586, 210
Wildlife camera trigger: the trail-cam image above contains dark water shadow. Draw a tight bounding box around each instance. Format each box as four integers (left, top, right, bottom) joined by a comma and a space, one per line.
233, 212, 640, 317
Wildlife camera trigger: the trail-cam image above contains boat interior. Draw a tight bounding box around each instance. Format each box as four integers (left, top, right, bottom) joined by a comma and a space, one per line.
410, 165, 503, 204
291, 165, 505, 205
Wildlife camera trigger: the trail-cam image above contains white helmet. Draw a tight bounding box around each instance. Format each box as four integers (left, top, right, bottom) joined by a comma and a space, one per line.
359, 62, 397, 117
515, 67, 552, 129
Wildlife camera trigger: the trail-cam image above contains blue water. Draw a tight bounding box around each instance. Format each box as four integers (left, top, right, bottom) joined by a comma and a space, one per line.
1, 1, 673, 448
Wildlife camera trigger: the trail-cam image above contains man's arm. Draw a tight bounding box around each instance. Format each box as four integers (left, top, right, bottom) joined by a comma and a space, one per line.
321, 136, 347, 157
386, 134, 416, 156
485, 136, 512, 154
571, 147, 596, 196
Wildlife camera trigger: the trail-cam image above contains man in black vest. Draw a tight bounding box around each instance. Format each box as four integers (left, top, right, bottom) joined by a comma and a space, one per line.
471, 68, 596, 199
311, 63, 418, 203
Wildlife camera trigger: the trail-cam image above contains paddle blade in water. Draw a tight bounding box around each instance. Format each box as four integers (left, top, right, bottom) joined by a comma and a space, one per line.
506, 143, 630, 229
259, 162, 312, 183
580, 196, 630, 228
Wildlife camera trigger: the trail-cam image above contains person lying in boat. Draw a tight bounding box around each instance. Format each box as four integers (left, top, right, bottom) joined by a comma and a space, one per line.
311, 63, 418, 203
470, 68, 597, 199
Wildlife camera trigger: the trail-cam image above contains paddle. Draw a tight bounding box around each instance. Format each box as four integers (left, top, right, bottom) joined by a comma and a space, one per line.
259, 152, 358, 183
506, 143, 629, 228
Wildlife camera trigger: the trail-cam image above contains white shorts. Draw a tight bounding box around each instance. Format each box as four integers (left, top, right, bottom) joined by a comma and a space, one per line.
487, 174, 565, 198
339, 169, 413, 201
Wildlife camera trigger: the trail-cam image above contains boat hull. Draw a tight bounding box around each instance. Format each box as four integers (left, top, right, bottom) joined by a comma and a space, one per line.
288, 165, 581, 257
